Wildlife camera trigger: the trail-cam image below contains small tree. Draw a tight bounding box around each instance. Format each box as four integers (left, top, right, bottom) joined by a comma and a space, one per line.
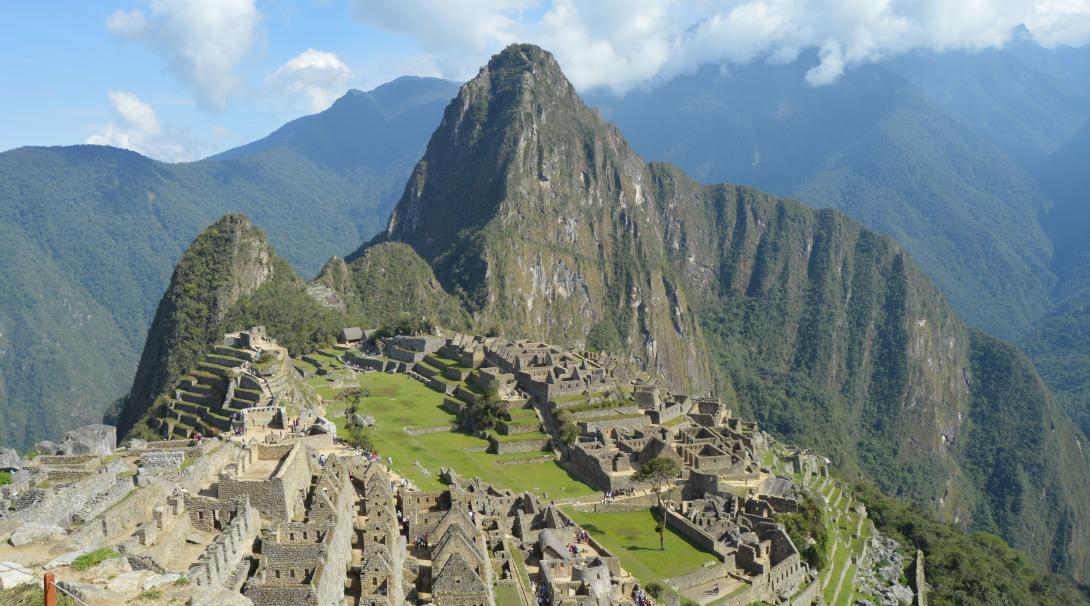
462, 384, 507, 432
559, 421, 580, 446
344, 421, 374, 452
633, 456, 680, 550
343, 388, 365, 414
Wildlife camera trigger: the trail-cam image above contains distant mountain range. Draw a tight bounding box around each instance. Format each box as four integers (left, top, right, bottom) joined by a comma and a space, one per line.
0, 76, 458, 449
587, 56, 1059, 341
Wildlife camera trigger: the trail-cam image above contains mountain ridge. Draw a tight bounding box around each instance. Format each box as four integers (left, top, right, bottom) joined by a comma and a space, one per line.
588, 59, 1055, 341
0, 76, 457, 449
355, 43, 1090, 579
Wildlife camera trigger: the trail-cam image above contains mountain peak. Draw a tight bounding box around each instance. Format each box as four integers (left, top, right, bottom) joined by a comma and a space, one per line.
487, 43, 563, 73
469, 43, 577, 107
381, 43, 616, 260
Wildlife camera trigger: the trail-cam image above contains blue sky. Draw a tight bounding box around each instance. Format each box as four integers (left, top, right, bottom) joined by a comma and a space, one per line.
4, 0, 1088, 162
0, 1, 450, 160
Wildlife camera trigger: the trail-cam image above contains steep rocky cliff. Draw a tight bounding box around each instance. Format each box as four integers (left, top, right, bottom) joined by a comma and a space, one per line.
382, 45, 714, 393
362, 44, 1090, 578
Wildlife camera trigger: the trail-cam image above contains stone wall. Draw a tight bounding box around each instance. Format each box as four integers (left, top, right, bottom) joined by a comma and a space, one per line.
133, 492, 186, 547
666, 563, 729, 591
139, 450, 184, 475
560, 450, 630, 491
68, 482, 171, 548
218, 443, 310, 522
578, 415, 651, 433
790, 576, 821, 606
36, 454, 97, 466
190, 497, 259, 588
404, 425, 458, 436
179, 442, 236, 493
568, 406, 641, 420
8, 470, 121, 527
185, 494, 236, 532
72, 477, 134, 524
313, 469, 354, 606
664, 509, 728, 558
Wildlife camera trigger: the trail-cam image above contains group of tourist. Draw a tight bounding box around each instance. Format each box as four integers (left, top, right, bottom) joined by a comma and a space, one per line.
532, 580, 551, 605
600, 486, 636, 502
413, 533, 432, 551
631, 585, 658, 606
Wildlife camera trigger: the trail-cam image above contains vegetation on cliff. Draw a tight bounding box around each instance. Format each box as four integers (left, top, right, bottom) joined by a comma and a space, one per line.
855, 482, 1090, 606
118, 215, 347, 436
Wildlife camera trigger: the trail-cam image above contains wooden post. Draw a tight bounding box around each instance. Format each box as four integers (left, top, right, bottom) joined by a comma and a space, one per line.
43, 571, 57, 606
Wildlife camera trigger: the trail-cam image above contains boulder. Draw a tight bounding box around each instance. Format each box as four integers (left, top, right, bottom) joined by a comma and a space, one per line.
44, 547, 96, 570
9, 523, 67, 547
103, 458, 134, 475
88, 556, 132, 583
350, 414, 375, 427
34, 440, 62, 455
58, 579, 124, 605
60, 424, 117, 456
0, 447, 23, 470
105, 570, 158, 594
189, 586, 254, 606
142, 572, 182, 590
891, 583, 915, 604
0, 561, 34, 589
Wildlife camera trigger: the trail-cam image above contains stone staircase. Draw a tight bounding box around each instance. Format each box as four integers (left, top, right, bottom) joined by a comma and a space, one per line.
163, 345, 259, 438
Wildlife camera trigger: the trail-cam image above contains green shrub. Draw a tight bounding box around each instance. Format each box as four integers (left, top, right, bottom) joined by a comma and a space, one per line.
71, 547, 120, 571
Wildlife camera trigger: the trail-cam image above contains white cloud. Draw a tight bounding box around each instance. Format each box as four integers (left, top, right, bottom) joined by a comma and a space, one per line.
106, 0, 260, 109
349, 0, 536, 76
349, 0, 1090, 90
267, 49, 355, 113
87, 90, 195, 162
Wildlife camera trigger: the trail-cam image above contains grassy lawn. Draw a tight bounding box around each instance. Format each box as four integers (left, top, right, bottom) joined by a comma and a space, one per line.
834, 563, 858, 606
490, 429, 549, 443
662, 415, 689, 428
327, 372, 594, 498
493, 583, 526, 606
562, 508, 718, 584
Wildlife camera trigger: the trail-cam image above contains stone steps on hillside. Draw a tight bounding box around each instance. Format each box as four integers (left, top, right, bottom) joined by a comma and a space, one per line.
176, 390, 220, 407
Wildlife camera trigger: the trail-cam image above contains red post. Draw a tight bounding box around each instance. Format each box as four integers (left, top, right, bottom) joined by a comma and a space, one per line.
44, 571, 57, 606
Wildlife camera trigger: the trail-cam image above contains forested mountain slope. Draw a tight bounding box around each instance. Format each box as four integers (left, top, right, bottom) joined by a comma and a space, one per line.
587, 59, 1055, 341
884, 44, 1090, 170
0, 78, 456, 449
117, 214, 348, 437
1024, 118, 1090, 437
